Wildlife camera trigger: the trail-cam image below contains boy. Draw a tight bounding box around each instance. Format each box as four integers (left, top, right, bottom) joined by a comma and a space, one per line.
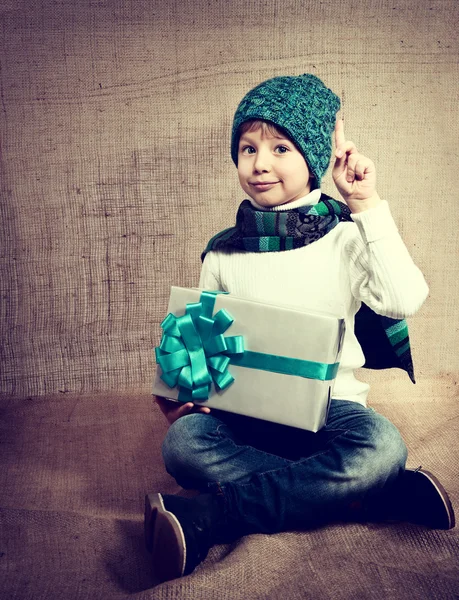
146, 74, 455, 583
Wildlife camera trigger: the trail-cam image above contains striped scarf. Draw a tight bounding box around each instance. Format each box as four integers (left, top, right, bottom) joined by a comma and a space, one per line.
202, 194, 415, 383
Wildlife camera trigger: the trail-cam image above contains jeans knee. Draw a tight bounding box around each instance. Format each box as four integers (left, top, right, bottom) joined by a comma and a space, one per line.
162, 413, 201, 470
161, 412, 219, 484
360, 414, 407, 486
337, 411, 407, 499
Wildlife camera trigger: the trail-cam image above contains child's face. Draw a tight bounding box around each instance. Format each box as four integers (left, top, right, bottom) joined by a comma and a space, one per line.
237, 122, 312, 208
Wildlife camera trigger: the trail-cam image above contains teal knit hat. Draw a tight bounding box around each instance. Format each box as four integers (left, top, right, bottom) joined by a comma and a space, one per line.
231, 74, 340, 187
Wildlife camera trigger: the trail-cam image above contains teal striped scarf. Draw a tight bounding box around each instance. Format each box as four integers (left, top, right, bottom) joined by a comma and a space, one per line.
202, 194, 415, 383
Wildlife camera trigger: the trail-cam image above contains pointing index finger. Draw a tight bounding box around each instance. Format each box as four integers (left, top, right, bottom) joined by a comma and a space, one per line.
335, 118, 346, 150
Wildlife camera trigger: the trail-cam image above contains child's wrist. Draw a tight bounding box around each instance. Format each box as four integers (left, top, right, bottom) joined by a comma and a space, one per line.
345, 193, 381, 214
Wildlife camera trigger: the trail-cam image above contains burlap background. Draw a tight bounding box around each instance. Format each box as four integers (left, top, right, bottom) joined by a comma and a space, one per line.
1, 0, 458, 398
1, 1, 458, 599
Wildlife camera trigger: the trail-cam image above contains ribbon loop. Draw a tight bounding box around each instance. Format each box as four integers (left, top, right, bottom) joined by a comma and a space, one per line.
197, 315, 214, 340
158, 348, 190, 373
159, 335, 184, 354
207, 355, 230, 373
155, 291, 239, 401
225, 336, 244, 354
212, 370, 235, 390
160, 313, 180, 337
204, 334, 228, 357
212, 309, 234, 334
185, 302, 203, 325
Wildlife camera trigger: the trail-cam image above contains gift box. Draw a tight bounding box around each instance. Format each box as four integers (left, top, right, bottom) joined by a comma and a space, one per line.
153, 287, 345, 432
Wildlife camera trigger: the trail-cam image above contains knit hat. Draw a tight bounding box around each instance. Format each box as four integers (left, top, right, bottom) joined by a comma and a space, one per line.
231, 74, 341, 187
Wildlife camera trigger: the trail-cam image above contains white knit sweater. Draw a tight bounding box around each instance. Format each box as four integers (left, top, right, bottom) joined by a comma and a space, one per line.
199, 191, 429, 405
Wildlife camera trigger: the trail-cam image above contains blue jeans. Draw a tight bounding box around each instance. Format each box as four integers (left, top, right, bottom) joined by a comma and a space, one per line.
162, 400, 407, 538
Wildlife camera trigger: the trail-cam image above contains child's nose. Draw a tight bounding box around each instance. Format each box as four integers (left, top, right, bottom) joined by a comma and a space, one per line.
253, 149, 271, 172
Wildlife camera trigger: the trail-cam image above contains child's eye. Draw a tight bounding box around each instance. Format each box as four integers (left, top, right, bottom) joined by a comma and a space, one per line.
275, 145, 289, 154
241, 145, 256, 155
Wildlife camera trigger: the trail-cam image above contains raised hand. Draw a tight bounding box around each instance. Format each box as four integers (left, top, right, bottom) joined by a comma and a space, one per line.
332, 119, 381, 212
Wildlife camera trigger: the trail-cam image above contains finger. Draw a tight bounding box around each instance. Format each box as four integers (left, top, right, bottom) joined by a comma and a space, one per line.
354, 159, 367, 181
175, 402, 194, 417
334, 143, 357, 179
346, 153, 359, 182
334, 118, 346, 152
354, 156, 375, 181
346, 152, 370, 182
335, 143, 358, 167
191, 403, 211, 414
336, 140, 357, 158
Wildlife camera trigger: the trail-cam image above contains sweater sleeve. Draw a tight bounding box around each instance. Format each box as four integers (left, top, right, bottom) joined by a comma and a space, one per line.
345, 200, 429, 318
199, 251, 223, 291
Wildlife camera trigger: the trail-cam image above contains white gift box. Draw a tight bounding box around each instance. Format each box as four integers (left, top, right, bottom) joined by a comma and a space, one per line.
153, 287, 345, 432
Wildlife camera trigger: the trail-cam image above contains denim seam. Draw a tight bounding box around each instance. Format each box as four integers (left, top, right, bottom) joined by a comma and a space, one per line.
228, 411, 390, 489
218, 427, 351, 489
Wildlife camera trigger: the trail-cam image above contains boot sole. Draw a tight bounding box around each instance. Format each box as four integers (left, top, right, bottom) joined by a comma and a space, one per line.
412, 468, 456, 530
144, 493, 187, 582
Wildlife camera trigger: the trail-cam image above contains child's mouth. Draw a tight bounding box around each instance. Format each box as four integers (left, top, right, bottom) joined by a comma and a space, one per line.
250, 181, 279, 191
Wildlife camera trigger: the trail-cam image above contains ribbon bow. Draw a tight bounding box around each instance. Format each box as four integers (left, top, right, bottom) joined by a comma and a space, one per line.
155, 291, 244, 401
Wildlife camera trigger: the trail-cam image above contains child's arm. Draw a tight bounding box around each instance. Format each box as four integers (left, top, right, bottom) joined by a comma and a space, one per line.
332, 119, 429, 318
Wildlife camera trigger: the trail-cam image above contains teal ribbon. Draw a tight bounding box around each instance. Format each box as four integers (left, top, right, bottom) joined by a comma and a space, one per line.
230, 351, 339, 381
155, 291, 244, 402
155, 290, 340, 402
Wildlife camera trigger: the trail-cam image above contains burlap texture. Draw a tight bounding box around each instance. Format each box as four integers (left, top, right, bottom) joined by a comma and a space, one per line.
0, 0, 458, 397
0, 0, 458, 598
